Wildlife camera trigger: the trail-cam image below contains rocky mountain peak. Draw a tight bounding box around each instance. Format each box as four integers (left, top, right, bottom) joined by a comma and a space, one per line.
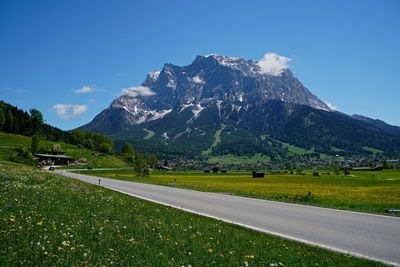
83, 53, 332, 132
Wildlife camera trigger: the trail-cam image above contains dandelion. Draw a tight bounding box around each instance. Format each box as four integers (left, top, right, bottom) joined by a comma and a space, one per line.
245, 255, 255, 259
37, 221, 43, 226
9, 215, 15, 222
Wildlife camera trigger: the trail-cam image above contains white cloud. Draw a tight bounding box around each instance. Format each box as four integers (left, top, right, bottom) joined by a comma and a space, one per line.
73, 86, 96, 94
257, 52, 291, 76
52, 104, 88, 119
325, 101, 339, 111
190, 75, 205, 84
121, 86, 156, 97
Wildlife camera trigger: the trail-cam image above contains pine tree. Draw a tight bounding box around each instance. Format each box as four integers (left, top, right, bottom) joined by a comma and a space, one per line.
4, 110, 14, 132
147, 154, 159, 168
29, 108, 43, 135
30, 135, 40, 153
0, 107, 5, 130
134, 154, 149, 177
121, 143, 134, 155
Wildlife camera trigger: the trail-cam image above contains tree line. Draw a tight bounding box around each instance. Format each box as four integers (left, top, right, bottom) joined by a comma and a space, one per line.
119, 142, 159, 176
0, 100, 70, 142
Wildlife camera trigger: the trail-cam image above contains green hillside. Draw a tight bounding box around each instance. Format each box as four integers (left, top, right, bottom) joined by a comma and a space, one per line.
0, 132, 128, 168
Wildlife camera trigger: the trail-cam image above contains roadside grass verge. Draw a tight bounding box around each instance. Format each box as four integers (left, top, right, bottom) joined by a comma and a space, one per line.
83, 169, 400, 215
0, 161, 382, 266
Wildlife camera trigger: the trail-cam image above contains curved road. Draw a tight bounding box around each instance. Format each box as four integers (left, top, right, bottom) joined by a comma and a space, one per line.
56, 170, 400, 266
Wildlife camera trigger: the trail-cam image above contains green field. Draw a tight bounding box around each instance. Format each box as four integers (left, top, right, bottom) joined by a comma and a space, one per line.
207, 153, 271, 164
0, 132, 128, 168
84, 169, 400, 215
0, 161, 381, 266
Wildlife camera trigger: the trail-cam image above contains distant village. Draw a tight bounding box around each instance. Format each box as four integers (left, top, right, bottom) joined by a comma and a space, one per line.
159, 156, 400, 173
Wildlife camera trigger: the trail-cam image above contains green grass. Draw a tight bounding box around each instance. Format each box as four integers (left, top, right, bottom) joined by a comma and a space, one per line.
143, 128, 155, 140
363, 146, 384, 155
207, 153, 271, 164
331, 146, 346, 153
84, 169, 400, 215
0, 132, 128, 168
202, 124, 226, 156
280, 142, 311, 155
0, 161, 382, 266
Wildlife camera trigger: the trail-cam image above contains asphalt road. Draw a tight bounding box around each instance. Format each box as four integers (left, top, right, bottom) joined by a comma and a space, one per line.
56, 170, 400, 266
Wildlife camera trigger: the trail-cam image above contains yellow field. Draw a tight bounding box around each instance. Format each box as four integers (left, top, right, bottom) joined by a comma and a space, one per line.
85, 169, 400, 215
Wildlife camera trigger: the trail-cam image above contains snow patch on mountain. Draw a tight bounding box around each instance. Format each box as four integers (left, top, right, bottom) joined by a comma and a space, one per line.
324, 101, 339, 111
161, 132, 169, 141
148, 109, 172, 121
148, 71, 160, 81
190, 75, 205, 84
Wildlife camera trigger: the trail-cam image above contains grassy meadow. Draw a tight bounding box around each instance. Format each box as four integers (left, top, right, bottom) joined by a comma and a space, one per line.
0, 160, 382, 266
83, 169, 400, 215
0, 132, 128, 168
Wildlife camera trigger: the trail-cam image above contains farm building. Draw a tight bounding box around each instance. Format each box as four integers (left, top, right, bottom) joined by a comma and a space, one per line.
212, 167, 219, 173
252, 171, 265, 178
371, 166, 383, 171
35, 154, 73, 166
158, 165, 172, 171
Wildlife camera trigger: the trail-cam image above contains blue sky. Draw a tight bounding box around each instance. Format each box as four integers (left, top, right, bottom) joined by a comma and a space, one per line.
1, 0, 399, 130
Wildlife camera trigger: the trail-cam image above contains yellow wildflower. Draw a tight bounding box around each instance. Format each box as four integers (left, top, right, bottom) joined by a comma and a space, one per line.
37, 221, 43, 226
9, 215, 16, 222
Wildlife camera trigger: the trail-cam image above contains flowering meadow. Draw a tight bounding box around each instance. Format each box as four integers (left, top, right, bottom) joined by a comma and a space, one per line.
0, 161, 382, 266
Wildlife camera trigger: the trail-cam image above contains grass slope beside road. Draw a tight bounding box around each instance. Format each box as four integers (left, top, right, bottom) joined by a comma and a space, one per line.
0, 161, 381, 266
84, 169, 400, 215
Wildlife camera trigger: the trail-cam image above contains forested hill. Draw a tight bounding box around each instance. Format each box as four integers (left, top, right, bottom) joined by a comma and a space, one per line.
0, 100, 70, 143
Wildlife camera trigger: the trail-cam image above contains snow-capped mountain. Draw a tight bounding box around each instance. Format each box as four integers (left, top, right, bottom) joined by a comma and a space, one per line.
82, 54, 331, 133
80, 54, 400, 158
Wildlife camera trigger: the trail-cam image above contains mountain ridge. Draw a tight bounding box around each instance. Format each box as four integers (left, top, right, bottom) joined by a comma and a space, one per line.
80, 54, 400, 158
